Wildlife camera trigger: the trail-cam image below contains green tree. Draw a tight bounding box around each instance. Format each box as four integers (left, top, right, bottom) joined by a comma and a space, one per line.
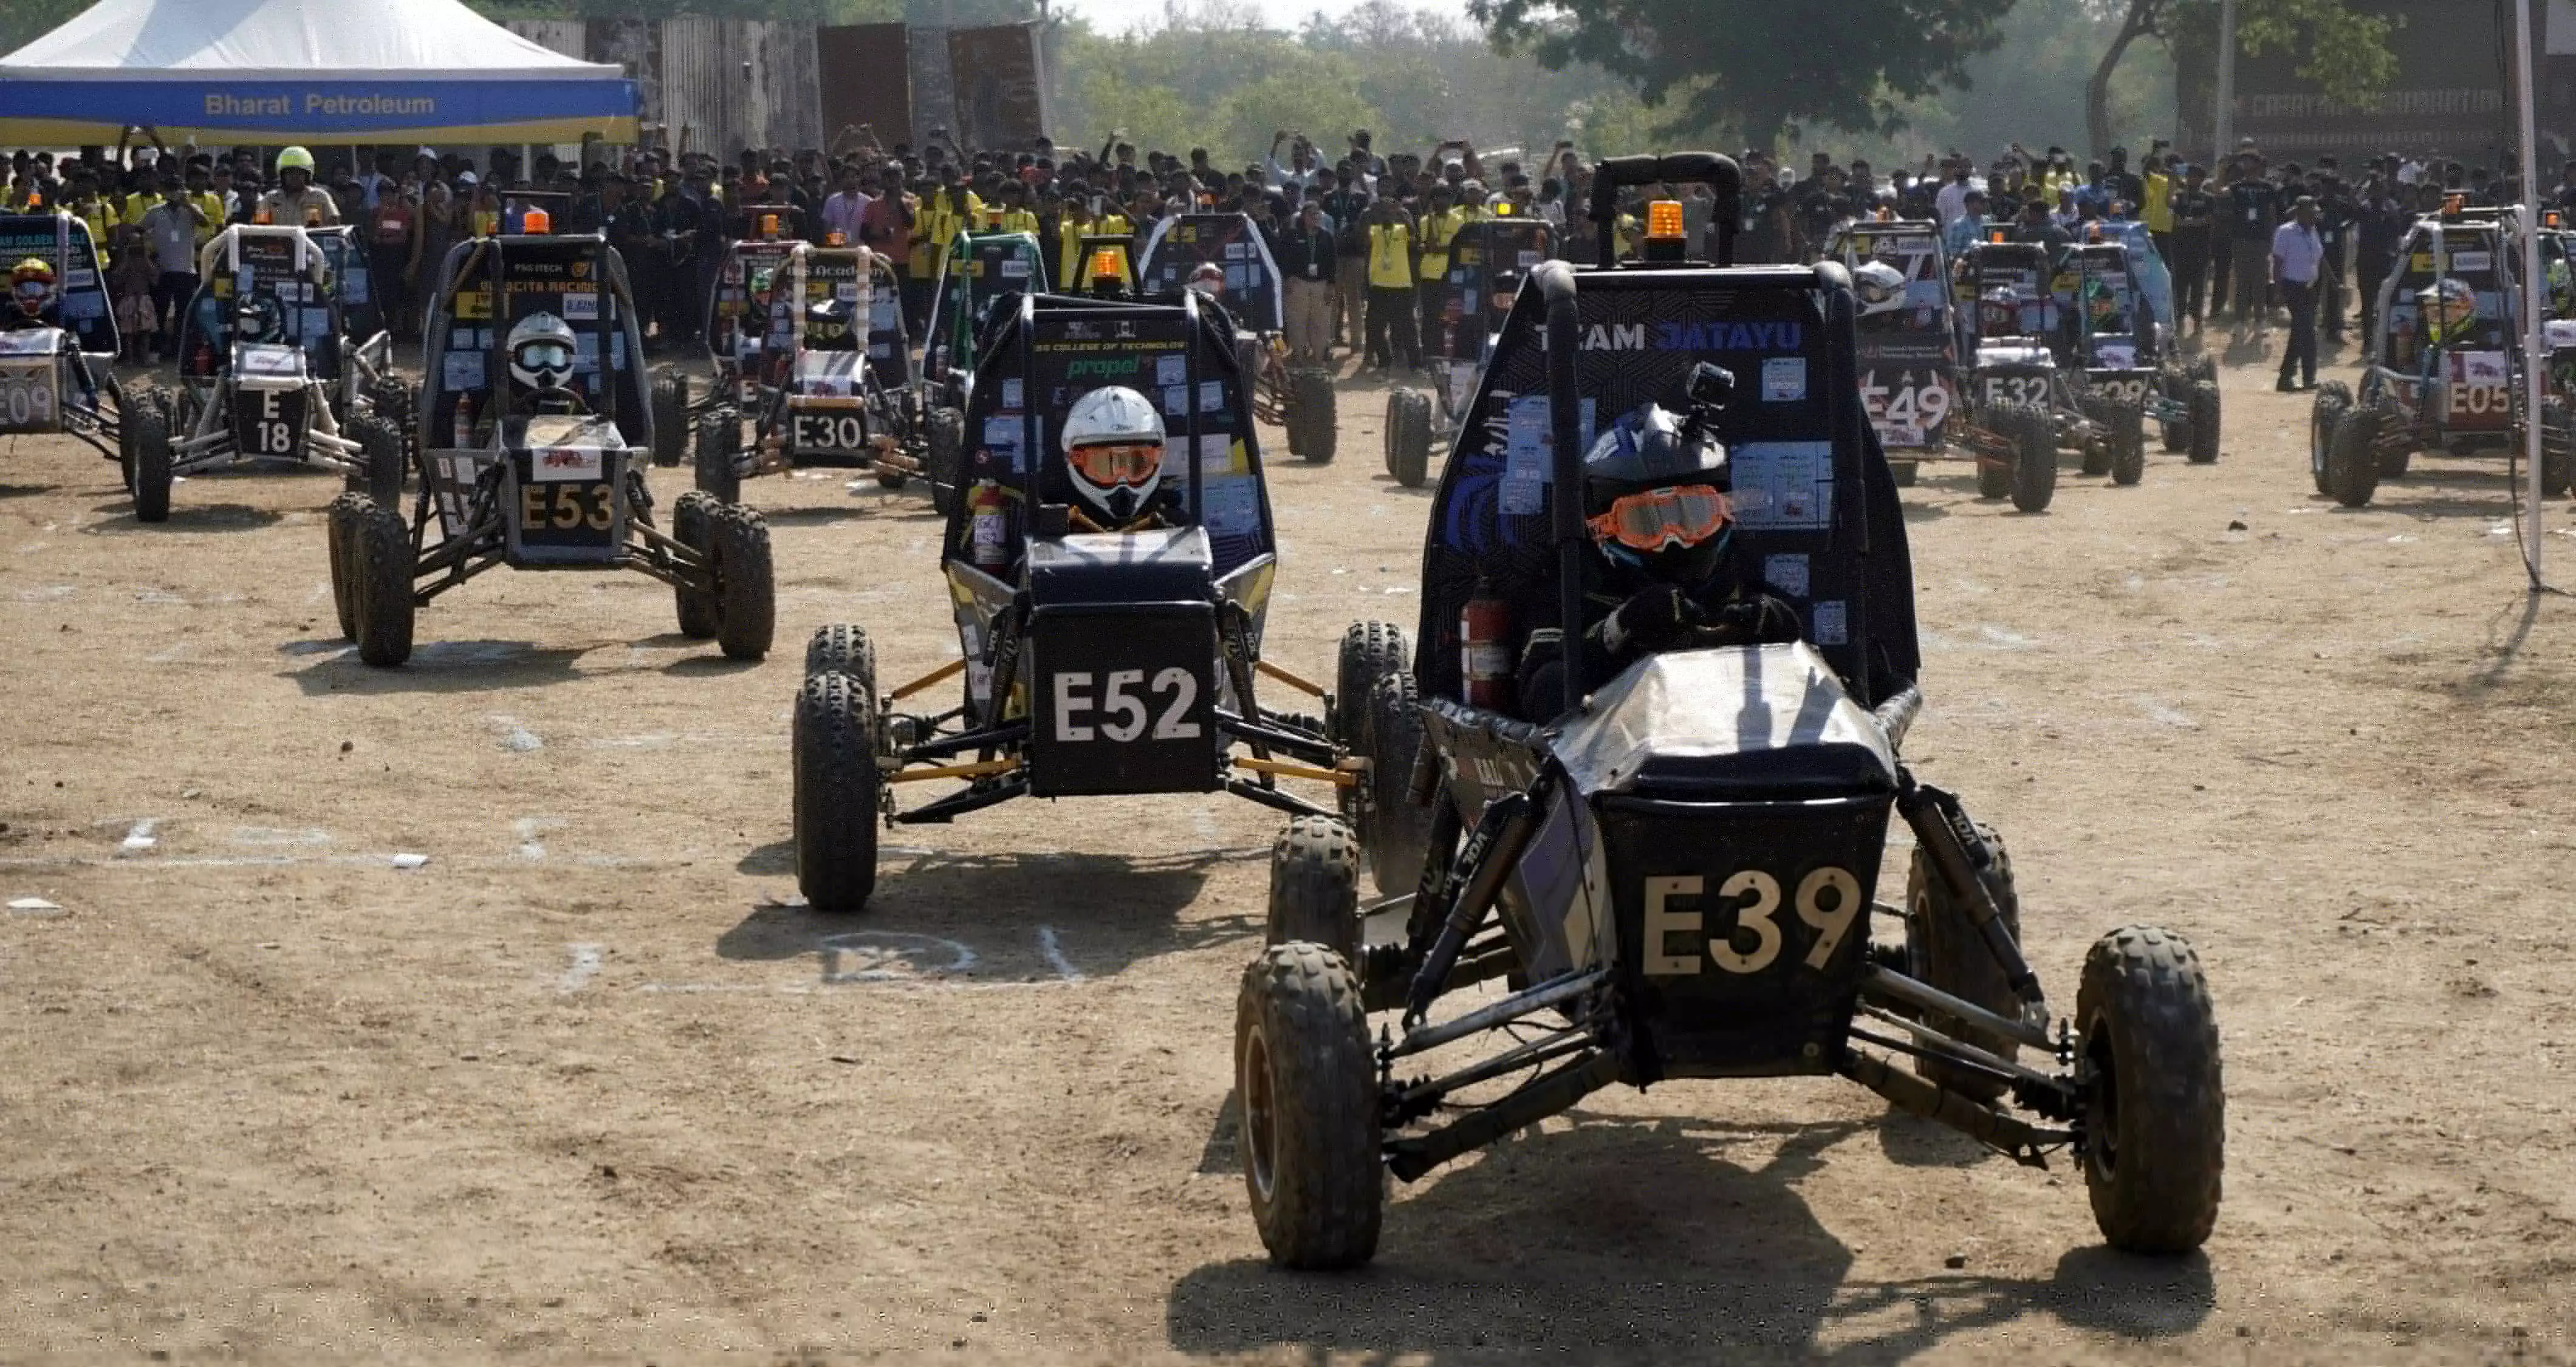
2086, 0, 2397, 154
1467, 0, 2019, 145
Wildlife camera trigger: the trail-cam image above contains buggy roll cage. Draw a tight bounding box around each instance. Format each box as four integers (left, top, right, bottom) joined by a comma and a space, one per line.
419, 232, 649, 452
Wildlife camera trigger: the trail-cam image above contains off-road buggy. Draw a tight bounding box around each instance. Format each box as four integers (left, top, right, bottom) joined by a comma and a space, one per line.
146, 224, 406, 521
1825, 218, 1954, 488
1233, 152, 2224, 1270
1385, 214, 1560, 488
688, 241, 925, 503
324, 227, 774, 666
2096, 219, 2222, 464
643, 218, 801, 471
917, 228, 1052, 511
789, 287, 1408, 913
1945, 237, 2077, 510
2050, 240, 2161, 485
1141, 211, 1340, 464
0, 214, 156, 498
2312, 204, 2520, 508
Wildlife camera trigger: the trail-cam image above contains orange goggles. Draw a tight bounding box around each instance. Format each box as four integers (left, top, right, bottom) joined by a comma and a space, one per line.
1068, 441, 1162, 488
1586, 484, 1732, 552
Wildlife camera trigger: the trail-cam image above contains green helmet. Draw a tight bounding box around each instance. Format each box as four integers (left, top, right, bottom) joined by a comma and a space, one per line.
275, 146, 315, 176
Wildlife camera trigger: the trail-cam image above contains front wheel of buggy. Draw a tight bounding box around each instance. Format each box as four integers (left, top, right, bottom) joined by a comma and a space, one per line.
1237, 944, 1381, 1270
671, 491, 721, 639
794, 670, 881, 913
693, 408, 742, 503
1361, 671, 1433, 897
708, 501, 775, 660
2308, 382, 2351, 493
1903, 826, 2022, 1102
1267, 817, 1360, 961
2187, 381, 2222, 464
130, 396, 172, 523
348, 496, 415, 667
1385, 388, 1433, 488
2079, 926, 2225, 1255
2326, 406, 2382, 509
351, 412, 405, 506
2077, 399, 2111, 477
651, 369, 690, 467
1292, 366, 1338, 464
325, 491, 369, 640
927, 406, 964, 515
2008, 403, 2057, 513
804, 623, 877, 684
2107, 401, 2146, 486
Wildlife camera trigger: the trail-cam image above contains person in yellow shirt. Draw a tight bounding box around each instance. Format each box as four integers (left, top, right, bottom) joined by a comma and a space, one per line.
1416, 183, 1475, 353
987, 181, 1040, 239
1055, 194, 1094, 287
911, 165, 982, 290
185, 165, 227, 247
1362, 196, 1419, 371
2141, 150, 2174, 269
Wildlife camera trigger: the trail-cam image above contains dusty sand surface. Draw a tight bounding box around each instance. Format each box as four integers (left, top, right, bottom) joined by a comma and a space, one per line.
2, 343, 2573, 1365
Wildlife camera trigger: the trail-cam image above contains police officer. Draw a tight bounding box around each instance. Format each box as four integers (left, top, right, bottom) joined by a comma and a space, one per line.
259, 146, 340, 226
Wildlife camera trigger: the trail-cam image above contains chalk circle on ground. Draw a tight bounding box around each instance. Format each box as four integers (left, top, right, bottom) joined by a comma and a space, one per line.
818, 931, 978, 985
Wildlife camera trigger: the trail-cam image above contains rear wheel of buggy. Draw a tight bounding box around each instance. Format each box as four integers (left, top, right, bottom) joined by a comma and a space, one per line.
651, 369, 690, 468
1361, 671, 1434, 898
129, 395, 172, 523
1236, 943, 1381, 1270
2187, 380, 2222, 464
1974, 412, 2013, 500
693, 408, 742, 503
794, 669, 881, 914
2006, 403, 2057, 513
350, 411, 405, 506
804, 623, 877, 682
2106, 401, 2146, 486
2308, 383, 2351, 493
2078, 925, 2224, 1255
1292, 366, 1338, 464
1903, 825, 2023, 1103
1385, 388, 1433, 488
346, 496, 414, 667
927, 405, 964, 515
707, 501, 775, 660
2157, 374, 2189, 452
2078, 397, 2111, 477
1267, 817, 1361, 961
2326, 406, 2383, 509
671, 491, 722, 639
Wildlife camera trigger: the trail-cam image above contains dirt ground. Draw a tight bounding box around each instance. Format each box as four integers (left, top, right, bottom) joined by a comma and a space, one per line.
4, 337, 2574, 1366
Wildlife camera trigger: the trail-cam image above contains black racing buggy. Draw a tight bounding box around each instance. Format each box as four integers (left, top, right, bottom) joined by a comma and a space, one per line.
646, 222, 800, 471
789, 287, 1403, 913
1826, 218, 1955, 489
306, 224, 418, 460
2312, 204, 2520, 508
689, 241, 923, 503
1949, 238, 2076, 511
149, 224, 406, 521
1385, 214, 1561, 488
325, 228, 774, 666
2096, 219, 2222, 465
1142, 211, 1340, 464
1233, 153, 2223, 1270
2050, 241, 2156, 485
917, 228, 1052, 513
0, 215, 154, 501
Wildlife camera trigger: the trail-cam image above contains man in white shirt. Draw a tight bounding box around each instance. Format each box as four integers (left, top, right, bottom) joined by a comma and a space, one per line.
2271, 194, 2325, 391
818, 163, 870, 244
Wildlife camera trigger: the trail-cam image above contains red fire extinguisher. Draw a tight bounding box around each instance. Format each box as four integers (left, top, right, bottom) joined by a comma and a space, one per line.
1460, 578, 1513, 711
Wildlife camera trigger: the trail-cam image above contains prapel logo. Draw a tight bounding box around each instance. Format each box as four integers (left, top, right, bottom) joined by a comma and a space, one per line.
1580, 320, 1804, 351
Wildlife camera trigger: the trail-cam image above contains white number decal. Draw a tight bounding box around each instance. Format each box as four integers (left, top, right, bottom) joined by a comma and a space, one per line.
1149, 665, 1202, 739
1641, 865, 1863, 976
1861, 371, 1952, 432
1097, 668, 1148, 742
795, 413, 868, 448
264, 419, 293, 453
1982, 375, 2047, 406
1053, 666, 1202, 743
1711, 870, 1784, 975
2451, 383, 2506, 417
1795, 866, 1863, 969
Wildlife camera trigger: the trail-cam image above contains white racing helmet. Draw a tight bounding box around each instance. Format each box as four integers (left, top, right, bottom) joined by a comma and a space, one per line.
1852, 261, 1907, 317
1061, 385, 1165, 526
507, 312, 579, 391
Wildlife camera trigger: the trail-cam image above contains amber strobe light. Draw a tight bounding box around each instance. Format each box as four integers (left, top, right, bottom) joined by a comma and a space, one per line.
1646, 199, 1685, 240
1089, 247, 1124, 287
521, 207, 552, 235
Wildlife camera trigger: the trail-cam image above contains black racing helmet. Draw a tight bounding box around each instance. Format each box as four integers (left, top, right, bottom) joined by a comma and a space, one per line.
1580, 365, 1736, 585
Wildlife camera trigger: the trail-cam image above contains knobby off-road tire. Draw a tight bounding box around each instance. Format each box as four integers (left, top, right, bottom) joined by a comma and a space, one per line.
2106, 400, 2146, 486
1903, 824, 2023, 1103
693, 408, 743, 503
1292, 366, 1338, 464
707, 500, 775, 660
1975, 409, 2014, 501
2158, 373, 2190, 453
2078, 397, 2112, 477
1267, 816, 1362, 962
325, 490, 371, 640
671, 490, 722, 639
2007, 402, 2057, 513
1362, 671, 1434, 897
2326, 405, 2383, 509
346, 494, 414, 666
804, 623, 877, 682
1236, 944, 1381, 1270
2309, 382, 2351, 494
2078, 925, 2225, 1254
795, 669, 881, 914
349, 411, 405, 506
1385, 388, 1433, 488
129, 396, 172, 523
1332, 620, 1410, 750
651, 369, 690, 467
2187, 380, 2222, 464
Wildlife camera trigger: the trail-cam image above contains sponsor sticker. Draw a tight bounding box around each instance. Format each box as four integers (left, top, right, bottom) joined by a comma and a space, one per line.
1762, 355, 1807, 402
532, 447, 603, 482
